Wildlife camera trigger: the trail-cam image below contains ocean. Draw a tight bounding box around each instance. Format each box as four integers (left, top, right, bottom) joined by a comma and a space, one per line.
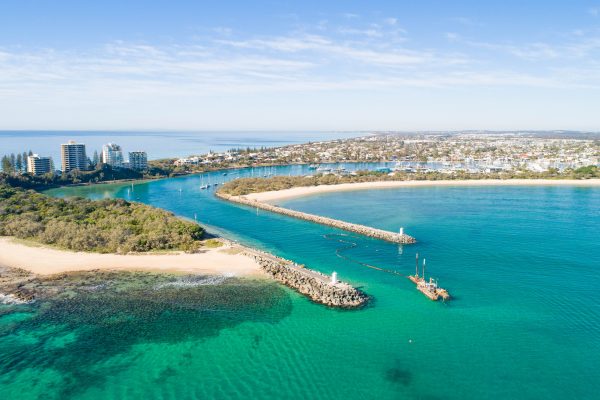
0, 130, 362, 163
1, 163, 599, 398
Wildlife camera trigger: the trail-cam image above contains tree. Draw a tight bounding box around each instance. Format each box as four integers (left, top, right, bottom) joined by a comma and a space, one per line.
22, 152, 28, 172
16, 153, 22, 172
10, 153, 16, 170
1, 156, 12, 172
92, 150, 100, 167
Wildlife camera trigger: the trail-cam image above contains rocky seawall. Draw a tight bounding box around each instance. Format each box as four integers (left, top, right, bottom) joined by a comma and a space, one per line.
242, 248, 368, 308
216, 192, 416, 244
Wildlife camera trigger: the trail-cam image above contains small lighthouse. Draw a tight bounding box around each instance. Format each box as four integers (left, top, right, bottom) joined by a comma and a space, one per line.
399, 227, 404, 236
331, 271, 338, 285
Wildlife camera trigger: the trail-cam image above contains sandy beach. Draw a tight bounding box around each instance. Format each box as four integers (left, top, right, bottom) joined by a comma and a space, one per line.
244, 179, 600, 202
0, 237, 263, 277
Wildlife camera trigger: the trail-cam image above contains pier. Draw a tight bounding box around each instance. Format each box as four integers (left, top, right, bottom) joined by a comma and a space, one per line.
242, 247, 368, 308
216, 192, 416, 245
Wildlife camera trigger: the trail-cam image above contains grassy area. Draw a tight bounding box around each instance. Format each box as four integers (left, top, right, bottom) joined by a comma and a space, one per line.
202, 238, 224, 248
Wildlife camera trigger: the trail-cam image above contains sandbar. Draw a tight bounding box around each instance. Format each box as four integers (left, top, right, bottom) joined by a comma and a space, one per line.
244, 179, 600, 202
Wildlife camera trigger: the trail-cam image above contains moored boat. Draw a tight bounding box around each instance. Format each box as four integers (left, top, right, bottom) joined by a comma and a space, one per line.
408, 254, 450, 301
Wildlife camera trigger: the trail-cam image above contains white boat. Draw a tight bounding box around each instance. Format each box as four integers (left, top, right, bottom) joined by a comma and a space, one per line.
200, 175, 209, 190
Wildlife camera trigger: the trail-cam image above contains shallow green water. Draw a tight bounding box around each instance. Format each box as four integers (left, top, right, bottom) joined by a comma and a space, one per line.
2, 170, 599, 399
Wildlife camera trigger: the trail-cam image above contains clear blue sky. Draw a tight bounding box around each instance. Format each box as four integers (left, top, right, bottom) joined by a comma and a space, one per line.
1, 0, 599, 131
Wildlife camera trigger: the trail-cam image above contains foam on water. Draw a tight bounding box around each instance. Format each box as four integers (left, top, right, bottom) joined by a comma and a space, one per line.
153, 274, 235, 289
0, 293, 33, 305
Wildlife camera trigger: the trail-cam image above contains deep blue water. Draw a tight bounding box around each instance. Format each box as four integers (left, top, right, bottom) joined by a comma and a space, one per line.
0, 130, 362, 162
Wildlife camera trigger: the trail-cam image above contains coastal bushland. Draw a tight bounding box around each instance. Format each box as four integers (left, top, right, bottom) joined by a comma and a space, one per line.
0, 184, 204, 253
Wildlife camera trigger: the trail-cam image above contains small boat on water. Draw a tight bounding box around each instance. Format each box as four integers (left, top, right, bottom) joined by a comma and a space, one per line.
200, 175, 209, 190
408, 254, 450, 301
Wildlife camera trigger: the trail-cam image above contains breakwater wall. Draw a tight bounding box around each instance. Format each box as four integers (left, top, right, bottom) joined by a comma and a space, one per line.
242, 248, 368, 308
216, 192, 416, 244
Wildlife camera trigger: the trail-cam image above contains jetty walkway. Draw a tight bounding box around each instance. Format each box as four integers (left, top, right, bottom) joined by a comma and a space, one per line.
241, 247, 368, 308
216, 192, 416, 244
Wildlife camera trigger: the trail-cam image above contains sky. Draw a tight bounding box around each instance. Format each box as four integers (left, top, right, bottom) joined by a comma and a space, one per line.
1, 0, 600, 131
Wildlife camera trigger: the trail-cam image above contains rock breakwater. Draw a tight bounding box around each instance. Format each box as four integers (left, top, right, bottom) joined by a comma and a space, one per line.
216, 192, 416, 244
243, 248, 368, 308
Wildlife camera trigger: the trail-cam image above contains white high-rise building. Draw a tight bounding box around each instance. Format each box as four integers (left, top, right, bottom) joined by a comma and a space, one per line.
27, 154, 53, 176
61, 141, 87, 173
128, 151, 148, 171
102, 143, 124, 168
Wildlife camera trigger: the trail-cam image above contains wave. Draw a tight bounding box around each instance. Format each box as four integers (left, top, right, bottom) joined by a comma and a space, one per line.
154, 273, 235, 289
0, 293, 34, 305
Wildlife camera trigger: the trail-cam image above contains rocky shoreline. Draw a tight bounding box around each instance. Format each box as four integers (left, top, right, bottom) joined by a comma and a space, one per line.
242, 248, 368, 308
216, 192, 416, 244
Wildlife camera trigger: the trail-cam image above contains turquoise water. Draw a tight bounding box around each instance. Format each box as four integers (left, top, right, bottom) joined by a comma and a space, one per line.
2, 169, 599, 399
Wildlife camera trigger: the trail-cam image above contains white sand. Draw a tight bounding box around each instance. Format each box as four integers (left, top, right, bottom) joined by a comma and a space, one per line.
0, 237, 263, 277
245, 179, 600, 202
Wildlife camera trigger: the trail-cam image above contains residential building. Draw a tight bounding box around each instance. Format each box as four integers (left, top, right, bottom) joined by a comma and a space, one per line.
128, 151, 148, 170
27, 154, 53, 176
61, 141, 87, 173
102, 142, 124, 168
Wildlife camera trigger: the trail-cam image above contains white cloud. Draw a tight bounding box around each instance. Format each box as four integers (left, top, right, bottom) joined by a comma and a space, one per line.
450, 17, 482, 27
445, 32, 460, 41
2, 19, 600, 130
468, 33, 600, 61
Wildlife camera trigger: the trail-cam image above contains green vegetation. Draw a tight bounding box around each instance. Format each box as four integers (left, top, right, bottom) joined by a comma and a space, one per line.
203, 238, 224, 248
571, 165, 600, 179
1, 151, 32, 174
0, 164, 146, 190
218, 167, 600, 196
0, 184, 204, 253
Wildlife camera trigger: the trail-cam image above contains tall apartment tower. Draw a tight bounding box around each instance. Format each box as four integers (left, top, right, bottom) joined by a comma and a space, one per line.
27, 154, 53, 176
61, 141, 88, 173
128, 151, 148, 171
102, 142, 124, 168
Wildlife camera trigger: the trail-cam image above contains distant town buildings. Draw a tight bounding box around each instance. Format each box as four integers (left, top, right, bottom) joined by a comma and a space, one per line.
171, 132, 599, 174
27, 154, 53, 176
102, 142, 124, 168
128, 151, 148, 171
61, 141, 88, 173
